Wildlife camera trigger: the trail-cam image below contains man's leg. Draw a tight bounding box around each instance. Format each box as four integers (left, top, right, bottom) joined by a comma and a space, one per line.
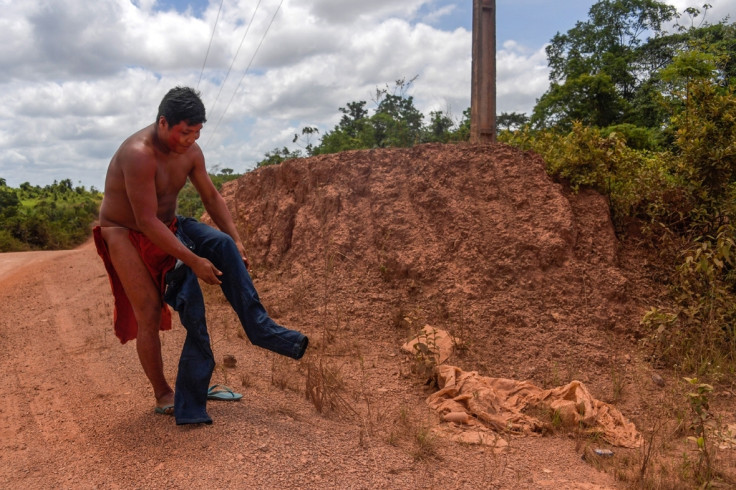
100, 227, 174, 410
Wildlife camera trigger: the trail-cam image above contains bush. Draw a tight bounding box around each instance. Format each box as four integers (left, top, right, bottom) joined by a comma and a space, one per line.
500, 124, 687, 236
0, 229, 26, 251
644, 225, 736, 376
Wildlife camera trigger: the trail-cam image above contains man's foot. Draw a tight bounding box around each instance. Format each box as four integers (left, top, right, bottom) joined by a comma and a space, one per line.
154, 404, 174, 415
154, 391, 175, 415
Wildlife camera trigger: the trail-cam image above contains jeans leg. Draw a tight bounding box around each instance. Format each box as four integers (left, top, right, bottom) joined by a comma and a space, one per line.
164, 258, 214, 425
177, 217, 308, 360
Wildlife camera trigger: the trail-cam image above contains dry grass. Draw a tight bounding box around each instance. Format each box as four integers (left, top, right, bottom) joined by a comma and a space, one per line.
304, 358, 355, 416
383, 405, 440, 461
573, 377, 736, 489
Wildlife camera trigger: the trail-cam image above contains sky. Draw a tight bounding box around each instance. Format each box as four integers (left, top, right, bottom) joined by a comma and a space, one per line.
0, 0, 734, 190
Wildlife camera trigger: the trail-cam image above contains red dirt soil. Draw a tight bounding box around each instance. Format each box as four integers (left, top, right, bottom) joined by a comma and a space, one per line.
1, 143, 734, 488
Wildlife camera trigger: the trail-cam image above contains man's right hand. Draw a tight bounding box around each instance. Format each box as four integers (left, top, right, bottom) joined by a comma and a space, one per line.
191, 257, 223, 285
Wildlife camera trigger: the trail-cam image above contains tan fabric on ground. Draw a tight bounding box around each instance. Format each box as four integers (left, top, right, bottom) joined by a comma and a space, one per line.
427, 365, 642, 448
401, 325, 458, 364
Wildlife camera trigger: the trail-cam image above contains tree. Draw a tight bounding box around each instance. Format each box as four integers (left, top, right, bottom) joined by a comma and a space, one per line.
0, 186, 19, 218
422, 110, 455, 142
257, 78, 476, 163
452, 108, 472, 141
338, 101, 369, 137
0, 180, 102, 251
534, 73, 624, 130
547, 0, 677, 87
370, 78, 424, 147
292, 126, 320, 156
496, 112, 529, 131
310, 77, 430, 154
666, 62, 736, 202
313, 102, 371, 154
533, 0, 678, 129
256, 147, 303, 167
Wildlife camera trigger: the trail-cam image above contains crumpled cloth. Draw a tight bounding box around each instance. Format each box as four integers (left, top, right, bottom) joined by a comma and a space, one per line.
427, 365, 642, 448
401, 325, 459, 364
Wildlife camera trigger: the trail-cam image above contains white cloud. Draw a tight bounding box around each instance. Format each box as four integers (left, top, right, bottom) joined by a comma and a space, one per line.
303, 0, 428, 24
421, 4, 457, 26
132, 0, 157, 13
495, 41, 550, 114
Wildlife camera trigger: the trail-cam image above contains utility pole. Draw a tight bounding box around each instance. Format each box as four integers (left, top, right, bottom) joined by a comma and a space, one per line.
470, 0, 496, 143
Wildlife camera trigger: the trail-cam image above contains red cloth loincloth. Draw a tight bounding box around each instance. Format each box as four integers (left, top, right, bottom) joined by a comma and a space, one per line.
93, 221, 178, 344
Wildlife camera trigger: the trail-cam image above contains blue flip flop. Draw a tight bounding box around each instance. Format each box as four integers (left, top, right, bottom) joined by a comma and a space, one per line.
207, 384, 243, 401
154, 404, 174, 415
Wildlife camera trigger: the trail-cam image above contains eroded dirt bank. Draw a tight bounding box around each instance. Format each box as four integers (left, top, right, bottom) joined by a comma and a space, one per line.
219, 143, 651, 386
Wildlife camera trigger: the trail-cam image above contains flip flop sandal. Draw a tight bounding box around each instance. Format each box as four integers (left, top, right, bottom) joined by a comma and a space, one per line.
207, 384, 243, 401
154, 404, 175, 415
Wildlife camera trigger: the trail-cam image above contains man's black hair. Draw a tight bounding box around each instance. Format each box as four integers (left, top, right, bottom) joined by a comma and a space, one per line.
156, 86, 207, 126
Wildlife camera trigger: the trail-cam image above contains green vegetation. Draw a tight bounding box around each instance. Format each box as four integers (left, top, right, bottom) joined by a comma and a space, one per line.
684, 377, 715, 484
0, 179, 102, 252
256, 77, 471, 167
176, 167, 242, 219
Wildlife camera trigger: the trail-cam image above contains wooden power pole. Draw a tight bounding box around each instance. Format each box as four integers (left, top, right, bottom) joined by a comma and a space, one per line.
470, 0, 496, 143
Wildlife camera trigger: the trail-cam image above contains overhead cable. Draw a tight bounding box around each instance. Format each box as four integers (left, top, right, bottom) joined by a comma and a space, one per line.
197, 0, 225, 89
207, 0, 264, 118
203, 0, 284, 149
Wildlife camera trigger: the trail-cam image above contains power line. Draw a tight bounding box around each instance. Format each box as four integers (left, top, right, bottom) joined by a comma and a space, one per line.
203, 0, 284, 150
207, 0, 264, 118
197, 0, 225, 90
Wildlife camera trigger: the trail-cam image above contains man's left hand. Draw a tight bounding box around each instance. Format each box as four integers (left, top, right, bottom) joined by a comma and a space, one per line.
237, 242, 250, 269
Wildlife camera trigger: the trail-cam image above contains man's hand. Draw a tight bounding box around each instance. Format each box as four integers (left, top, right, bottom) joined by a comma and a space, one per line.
191, 257, 223, 285
236, 241, 250, 269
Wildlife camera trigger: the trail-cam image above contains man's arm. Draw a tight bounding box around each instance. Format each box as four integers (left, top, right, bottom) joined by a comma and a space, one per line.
189, 157, 250, 268
122, 146, 224, 284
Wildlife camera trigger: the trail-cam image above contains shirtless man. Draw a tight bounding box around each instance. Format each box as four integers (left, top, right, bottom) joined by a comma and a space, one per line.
96, 87, 307, 420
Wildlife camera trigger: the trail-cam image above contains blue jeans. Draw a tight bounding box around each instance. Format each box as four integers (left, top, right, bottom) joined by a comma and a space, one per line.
164, 217, 308, 425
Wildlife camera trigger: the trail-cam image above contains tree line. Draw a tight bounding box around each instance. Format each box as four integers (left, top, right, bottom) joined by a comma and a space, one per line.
0, 178, 102, 251
0, 168, 242, 253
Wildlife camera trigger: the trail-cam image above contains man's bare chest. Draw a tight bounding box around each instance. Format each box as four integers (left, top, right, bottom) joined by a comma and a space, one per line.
155, 159, 191, 196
